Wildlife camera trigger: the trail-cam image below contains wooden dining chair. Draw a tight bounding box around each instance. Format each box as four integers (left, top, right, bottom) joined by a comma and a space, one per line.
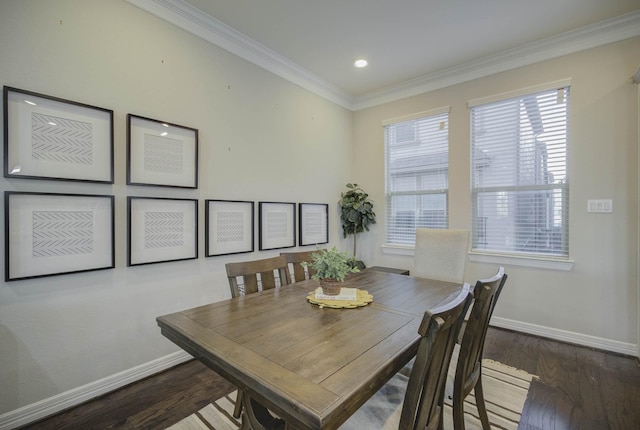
224, 255, 292, 420
452, 267, 507, 430
340, 283, 473, 430
412, 228, 469, 283
225, 255, 292, 298
280, 250, 320, 282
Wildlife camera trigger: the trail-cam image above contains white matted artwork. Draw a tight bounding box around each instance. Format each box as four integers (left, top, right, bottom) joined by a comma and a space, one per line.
3, 86, 114, 183
259, 202, 296, 251
205, 200, 254, 257
299, 203, 329, 246
127, 114, 198, 188
5, 191, 115, 281
128, 197, 198, 266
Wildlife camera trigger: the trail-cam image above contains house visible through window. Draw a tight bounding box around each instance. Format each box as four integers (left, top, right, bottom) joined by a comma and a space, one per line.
384, 108, 449, 246
470, 85, 569, 258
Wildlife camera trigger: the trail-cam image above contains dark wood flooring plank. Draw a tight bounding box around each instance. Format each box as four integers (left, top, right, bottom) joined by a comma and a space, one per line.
18, 359, 235, 430
519, 379, 558, 430
16, 327, 640, 430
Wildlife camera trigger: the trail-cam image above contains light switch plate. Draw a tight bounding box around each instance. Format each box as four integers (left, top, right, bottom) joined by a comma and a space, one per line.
587, 199, 613, 213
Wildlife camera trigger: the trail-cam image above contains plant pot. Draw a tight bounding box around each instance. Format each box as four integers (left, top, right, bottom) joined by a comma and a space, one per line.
319, 278, 342, 295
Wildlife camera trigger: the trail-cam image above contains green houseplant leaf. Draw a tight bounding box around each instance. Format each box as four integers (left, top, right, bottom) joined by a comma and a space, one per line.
302, 247, 360, 282
338, 183, 376, 257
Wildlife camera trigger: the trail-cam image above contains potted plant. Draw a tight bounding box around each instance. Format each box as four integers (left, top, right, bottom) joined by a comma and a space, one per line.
303, 247, 360, 295
338, 183, 376, 261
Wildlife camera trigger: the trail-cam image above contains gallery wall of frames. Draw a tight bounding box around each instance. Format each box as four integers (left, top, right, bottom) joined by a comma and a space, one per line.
3, 86, 329, 281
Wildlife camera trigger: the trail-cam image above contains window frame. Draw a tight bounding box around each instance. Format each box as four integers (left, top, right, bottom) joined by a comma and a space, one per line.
467, 79, 574, 270
383, 106, 451, 247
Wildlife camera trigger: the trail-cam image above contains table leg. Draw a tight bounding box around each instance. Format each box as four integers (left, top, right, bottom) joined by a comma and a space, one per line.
240, 391, 285, 430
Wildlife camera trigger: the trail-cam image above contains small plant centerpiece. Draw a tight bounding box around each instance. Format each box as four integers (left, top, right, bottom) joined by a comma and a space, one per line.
303, 247, 360, 295
338, 183, 376, 262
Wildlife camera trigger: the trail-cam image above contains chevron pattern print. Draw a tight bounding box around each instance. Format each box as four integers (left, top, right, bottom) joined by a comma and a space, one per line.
216, 211, 244, 243
32, 211, 94, 258
31, 113, 93, 165
144, 212, 184, 249
143, 134, 184, 174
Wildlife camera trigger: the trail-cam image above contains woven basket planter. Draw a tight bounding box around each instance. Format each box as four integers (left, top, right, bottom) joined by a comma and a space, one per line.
319, 278, 342, 295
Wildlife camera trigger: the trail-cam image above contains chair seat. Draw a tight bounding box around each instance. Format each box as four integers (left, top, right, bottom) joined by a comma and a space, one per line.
340, 372, 407, 429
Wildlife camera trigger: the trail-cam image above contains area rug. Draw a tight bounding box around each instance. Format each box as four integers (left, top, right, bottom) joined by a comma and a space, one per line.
167, 359, 537, 430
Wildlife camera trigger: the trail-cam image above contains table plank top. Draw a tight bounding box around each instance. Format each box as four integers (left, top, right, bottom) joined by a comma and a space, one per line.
157, 269, 463, 430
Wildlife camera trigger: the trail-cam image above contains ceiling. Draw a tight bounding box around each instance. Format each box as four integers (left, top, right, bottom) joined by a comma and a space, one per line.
129, 0, 640, 109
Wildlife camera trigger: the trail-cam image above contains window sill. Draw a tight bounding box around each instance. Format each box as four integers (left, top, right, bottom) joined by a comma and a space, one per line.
382, 245, 574, 271
381, 244, 415, 256
467, 251, 574, 271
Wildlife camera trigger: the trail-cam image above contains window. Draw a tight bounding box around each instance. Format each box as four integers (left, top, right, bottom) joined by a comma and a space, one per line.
384, 108, 449, 246
470, 83, 569, 258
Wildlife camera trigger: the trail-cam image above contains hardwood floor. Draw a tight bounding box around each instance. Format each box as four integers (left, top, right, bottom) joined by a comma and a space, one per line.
483, 328, 640, 430
18, 327, 640, 430
17, 359, 236, 430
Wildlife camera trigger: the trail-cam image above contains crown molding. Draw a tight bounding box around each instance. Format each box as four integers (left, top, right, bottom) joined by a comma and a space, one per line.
125, 0, 354, 109
353, 9, 640, 110
126, 1, 640, 111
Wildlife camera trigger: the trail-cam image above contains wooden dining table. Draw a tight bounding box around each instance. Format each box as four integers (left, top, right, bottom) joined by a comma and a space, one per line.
156, 269, 464, 430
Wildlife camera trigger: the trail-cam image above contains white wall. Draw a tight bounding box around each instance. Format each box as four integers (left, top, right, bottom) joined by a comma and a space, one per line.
0, 0, 352, 420
353, 37, 640, 353
1, 0, 639, 426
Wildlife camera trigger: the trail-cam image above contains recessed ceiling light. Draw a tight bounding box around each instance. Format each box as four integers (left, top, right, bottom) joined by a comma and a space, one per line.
354, 59, 368, 68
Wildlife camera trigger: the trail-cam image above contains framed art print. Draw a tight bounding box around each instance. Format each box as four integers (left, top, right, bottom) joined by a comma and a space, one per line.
128, 197, 198, 266
299, 203, 329, 246
127, 114, 198, 188
5, 191, 115, 281
205, 199, 254, 257
3, 86, 114, 183
259, 201, 296, 251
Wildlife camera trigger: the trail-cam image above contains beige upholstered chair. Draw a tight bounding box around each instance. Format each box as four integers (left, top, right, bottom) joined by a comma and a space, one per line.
225, 255, 291, 298
452, 267, 507, 430
280, 250, 320, 282
340, 284, 473, 430
412, 228, 469, 283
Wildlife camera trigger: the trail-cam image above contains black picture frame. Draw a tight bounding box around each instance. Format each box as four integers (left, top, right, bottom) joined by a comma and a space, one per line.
205, 199, 254, 257
127, 114, 198, 189
127, 196, 198, 266
299, 203, 329, 246
3, 86, 114, 183
258, 201, 296, 251
5, 191, 115, 281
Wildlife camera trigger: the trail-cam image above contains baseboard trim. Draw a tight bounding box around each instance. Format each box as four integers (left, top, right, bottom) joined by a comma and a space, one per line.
491, 316, 638, 356
2, 319, 637, 429
0, 350, 192, 430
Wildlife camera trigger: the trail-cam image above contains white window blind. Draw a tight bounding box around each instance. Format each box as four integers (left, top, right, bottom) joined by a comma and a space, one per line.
470, 86, 569, 258
384, 110, 449, 245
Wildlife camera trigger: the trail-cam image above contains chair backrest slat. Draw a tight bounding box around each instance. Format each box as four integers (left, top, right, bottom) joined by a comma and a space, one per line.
225, 255, 291, 298
400, 283, 473, 430
280, 250, 322, 282
455, 267, 507, 399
